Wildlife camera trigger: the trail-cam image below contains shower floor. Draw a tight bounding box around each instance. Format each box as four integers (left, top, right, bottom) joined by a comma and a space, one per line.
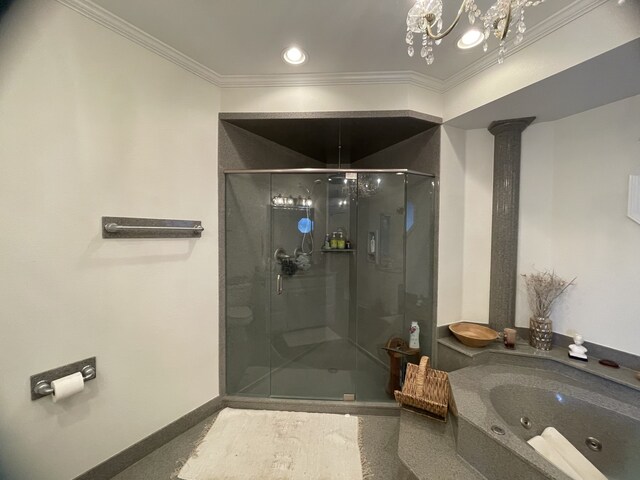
237, 338, 392, 402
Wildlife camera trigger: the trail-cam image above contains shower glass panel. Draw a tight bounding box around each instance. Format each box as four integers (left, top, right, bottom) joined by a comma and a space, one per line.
225, 170, 436, 402
225, 173, 271, 396
405, 174, 437, 357
269, 173, 356, 400
355, 173, 406, 401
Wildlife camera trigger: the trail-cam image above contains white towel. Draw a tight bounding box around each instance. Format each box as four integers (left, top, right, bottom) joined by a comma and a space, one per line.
527, 436, 582, 480
540, 427, 607, 480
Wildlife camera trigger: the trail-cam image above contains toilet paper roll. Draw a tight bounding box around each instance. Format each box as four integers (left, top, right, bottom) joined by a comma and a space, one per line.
51, 372, 84, 403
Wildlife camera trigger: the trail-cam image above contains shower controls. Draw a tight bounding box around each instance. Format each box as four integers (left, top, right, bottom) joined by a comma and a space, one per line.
274, 248, 289, 262
280, 259, 298, 276
274, 247, 297, 289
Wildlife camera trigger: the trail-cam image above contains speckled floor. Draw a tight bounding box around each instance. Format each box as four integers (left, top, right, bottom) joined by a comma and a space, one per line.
110, 411, 417, 480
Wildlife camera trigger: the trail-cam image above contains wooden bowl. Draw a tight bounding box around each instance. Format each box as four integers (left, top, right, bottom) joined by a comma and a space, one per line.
449, 323, 498, 348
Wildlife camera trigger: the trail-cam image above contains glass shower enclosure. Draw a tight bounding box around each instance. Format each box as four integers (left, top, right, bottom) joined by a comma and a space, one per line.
225, 169, 436, 402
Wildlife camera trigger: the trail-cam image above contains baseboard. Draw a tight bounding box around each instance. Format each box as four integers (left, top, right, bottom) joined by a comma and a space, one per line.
73, 396, 224, 480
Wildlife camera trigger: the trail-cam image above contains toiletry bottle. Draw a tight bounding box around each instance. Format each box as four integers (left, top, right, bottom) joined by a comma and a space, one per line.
345, 239, 351, 249
323, 234, 331, 250
337, 232, 346, 249
409, 321, 420, 349
330, 232, 338, 249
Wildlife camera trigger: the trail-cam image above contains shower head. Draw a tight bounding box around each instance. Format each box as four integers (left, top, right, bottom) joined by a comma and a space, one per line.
299, 179, 323, 196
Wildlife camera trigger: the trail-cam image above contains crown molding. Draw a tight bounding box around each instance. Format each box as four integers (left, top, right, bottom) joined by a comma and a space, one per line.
215, 71, 444, 92
56, 0, 444, 92
442, 0, 609, 91
58, 0, 606, 95
56, 0, 224, 86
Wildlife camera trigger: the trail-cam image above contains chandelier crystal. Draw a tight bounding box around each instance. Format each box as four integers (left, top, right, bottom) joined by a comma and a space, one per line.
405, 0, 546, 65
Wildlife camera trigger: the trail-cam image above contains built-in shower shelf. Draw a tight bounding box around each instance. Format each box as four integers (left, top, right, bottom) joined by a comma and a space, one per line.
271, 205, 314, 211
320, 249, 357, 253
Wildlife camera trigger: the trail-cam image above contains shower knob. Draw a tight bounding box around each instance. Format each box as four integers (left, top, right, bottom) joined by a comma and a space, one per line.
273, 248, 289, 263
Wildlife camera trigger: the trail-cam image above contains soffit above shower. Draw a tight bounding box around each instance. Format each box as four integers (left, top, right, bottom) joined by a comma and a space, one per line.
220, 113, 439, 163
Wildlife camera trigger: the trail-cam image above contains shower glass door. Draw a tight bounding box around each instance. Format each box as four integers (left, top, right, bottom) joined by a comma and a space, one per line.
225, 170, 436, 402
268, 173, 357, 400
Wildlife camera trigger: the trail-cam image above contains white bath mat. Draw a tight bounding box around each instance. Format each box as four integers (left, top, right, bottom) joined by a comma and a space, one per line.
178, 408, 363, 480
282, 326, 341, 347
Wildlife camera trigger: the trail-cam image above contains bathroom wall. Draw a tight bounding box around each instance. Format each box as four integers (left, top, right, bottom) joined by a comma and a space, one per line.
438, 126, 466, 325
451, 95, 640, 356
459, 128, 494, 323
221, 83, 443, 119
0, 2, 220, 479
516, 94, 640, 355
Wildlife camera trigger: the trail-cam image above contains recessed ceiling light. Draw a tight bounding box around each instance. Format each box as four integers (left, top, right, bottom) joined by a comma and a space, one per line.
282, 46, 307, 65
457, 29, 484, 50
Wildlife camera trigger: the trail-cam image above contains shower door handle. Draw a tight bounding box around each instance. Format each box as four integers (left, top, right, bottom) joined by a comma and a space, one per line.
276, 274, 283, 295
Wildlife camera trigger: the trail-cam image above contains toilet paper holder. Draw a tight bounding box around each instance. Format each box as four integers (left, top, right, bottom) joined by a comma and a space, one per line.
30, 357, 97, 400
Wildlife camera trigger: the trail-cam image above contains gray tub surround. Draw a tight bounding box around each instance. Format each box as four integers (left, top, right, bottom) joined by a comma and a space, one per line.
448, 363, 640, 480
398, 409, 484, 479
438, 336, 640, 393
487, 117, 535, 332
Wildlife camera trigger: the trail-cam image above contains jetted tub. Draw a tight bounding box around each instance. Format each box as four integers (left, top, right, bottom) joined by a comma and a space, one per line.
448, 361, 640, 480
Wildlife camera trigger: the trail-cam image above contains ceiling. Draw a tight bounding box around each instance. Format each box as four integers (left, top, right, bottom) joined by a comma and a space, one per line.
91, 0, 575, 81
448, 38, 640, 129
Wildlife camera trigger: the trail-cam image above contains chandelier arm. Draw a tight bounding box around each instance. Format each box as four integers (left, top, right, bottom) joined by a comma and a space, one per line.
424, 0, 467, 40
498, 4, 513, 41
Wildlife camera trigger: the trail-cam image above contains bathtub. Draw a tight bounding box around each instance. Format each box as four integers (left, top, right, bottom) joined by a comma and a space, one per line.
448, 360, 640, 480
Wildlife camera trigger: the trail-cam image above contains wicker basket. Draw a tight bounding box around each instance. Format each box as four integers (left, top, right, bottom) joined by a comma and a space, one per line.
394, 356, 450, 420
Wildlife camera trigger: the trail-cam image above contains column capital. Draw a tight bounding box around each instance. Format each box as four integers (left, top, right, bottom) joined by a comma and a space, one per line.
488, 117, 535, 136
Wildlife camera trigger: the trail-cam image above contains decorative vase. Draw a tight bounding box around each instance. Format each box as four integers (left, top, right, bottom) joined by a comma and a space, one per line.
529, 316, 553, 350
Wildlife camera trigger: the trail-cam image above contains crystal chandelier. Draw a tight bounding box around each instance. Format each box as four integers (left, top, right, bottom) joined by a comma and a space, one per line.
405, 0, 546, 65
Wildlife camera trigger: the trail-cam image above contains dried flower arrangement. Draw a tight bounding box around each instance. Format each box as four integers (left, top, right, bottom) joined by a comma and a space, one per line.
522, 270, 576, 318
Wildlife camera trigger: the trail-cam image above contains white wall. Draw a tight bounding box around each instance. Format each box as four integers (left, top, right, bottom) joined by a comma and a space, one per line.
516, 95, 640, 355
460, 129, 494, 323
0, 2, 220, 479
437, 126, 466, 325
220, 83, 442, 118
515, 122, 556, 324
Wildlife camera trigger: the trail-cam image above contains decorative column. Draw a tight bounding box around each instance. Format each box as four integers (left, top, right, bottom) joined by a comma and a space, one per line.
487, 117, 535, 332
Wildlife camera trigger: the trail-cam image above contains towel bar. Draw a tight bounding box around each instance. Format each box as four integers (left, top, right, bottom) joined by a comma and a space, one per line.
102, 216, 204, 238
104, 223, 204, 233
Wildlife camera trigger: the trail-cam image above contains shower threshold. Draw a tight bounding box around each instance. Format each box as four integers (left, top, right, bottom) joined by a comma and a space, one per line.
234, 338, 391, 403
